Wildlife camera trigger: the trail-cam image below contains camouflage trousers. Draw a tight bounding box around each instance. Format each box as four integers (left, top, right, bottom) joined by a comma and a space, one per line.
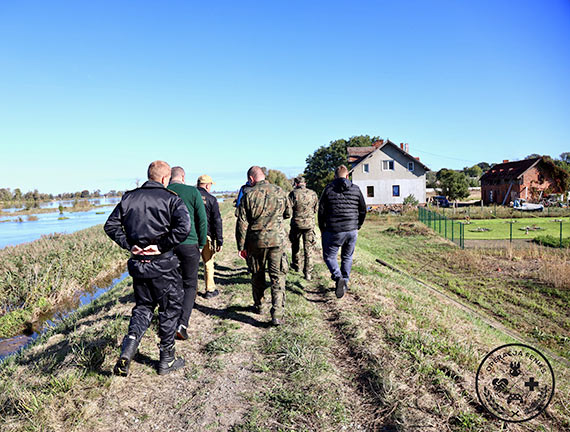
289, 226, 315, 275
248, 244, 288, 320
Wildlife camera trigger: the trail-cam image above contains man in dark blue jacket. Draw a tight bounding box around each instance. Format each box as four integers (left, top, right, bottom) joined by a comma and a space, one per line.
318, 165, 366, 299
105, 160, 190, 377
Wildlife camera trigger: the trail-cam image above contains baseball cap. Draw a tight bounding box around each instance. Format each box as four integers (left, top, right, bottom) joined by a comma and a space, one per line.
197, 174, 214, 184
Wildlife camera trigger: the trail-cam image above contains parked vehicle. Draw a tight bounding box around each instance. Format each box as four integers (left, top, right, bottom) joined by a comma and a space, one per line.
432, 195, 450, 208
512, 198, 544, 212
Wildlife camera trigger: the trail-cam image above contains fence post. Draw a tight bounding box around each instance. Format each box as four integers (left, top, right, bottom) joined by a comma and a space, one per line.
561, 221, 563, 248
461, 223, 464, 249
439, 212, 442, 233
445, 216, 447, 239
452, 218, 454, 242
510, 221, 513, 244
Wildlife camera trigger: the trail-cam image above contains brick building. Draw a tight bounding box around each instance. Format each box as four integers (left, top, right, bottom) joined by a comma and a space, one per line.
480, 157, 562, 205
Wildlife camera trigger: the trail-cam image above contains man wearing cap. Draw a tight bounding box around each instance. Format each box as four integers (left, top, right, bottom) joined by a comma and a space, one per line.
288, 176, 319, 280
197, 174, 224, 298
167, 166, 207, 340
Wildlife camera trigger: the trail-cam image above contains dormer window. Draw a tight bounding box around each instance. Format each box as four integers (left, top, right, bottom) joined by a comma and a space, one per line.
407, 162, 414, 171
363, 163, 369, 173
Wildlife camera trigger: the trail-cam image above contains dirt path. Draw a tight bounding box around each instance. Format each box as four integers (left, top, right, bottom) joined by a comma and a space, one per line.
3, 206, 567, 432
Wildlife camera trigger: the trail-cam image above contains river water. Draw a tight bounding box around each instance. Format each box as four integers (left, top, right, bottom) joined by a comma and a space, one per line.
0, 198, 120, 250
0, 271, 129, 361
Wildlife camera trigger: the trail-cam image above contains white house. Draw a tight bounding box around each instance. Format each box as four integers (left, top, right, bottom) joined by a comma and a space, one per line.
349, 140, 429, 205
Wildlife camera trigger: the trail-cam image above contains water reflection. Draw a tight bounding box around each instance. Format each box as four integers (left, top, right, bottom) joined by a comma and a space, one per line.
0, 205, 118, 249
0, 271, 128, 361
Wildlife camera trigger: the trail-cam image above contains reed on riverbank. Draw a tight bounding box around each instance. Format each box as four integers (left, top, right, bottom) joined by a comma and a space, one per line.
0, 225, 129, 338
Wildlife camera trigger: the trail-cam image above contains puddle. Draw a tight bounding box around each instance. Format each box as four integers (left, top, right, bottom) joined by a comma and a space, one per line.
0, 270, 129, 361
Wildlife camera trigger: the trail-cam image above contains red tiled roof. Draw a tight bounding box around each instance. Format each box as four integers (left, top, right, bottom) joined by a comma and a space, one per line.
347, 146, 375, 157
480, 158, 541, 181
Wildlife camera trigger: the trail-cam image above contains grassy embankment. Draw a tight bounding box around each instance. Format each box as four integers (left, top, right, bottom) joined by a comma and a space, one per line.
0, 202, 568, 431
0, 226, 129, 338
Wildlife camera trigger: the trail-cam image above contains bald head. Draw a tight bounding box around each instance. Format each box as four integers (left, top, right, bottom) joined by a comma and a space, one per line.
147, 160, 171, 186
171, 166, 185, 183
247, 166, 265, 184
334, 165, 349, 179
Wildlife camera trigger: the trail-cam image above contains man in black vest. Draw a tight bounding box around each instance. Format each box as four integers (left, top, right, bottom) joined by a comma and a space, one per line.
318, 165, 366, 299
105, 160, 190, 376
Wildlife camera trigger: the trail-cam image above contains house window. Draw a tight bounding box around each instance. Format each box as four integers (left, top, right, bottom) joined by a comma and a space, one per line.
363, 164, 369, 173
367, 186, 374, 197
382, 160, 395, 170
392, 185, 400, 197
407, 161, 414, 171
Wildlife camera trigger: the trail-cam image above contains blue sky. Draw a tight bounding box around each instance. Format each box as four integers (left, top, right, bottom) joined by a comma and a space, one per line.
0, 1, 568, 193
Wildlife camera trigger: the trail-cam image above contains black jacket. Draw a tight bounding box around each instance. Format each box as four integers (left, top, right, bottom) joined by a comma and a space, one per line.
318, 178, 366, 233
104, 181, 190, 254
198, 187, 224, 245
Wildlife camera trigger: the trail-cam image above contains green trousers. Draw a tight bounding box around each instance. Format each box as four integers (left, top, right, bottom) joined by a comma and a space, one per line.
248, 244, 287, 319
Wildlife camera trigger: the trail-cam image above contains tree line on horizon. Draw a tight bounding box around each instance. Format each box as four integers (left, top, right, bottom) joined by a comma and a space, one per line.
0, 188, 123, 204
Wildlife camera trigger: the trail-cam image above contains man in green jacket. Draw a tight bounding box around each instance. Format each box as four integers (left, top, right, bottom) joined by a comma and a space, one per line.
168, 166, 207, 340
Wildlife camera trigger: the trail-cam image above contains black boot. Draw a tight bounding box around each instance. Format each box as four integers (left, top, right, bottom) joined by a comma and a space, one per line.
158, 345, 185, 375
113, 335, 140, 377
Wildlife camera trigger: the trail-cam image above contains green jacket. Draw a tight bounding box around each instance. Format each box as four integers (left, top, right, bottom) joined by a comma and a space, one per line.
236, 180, 291, 250
168, 181, 207, 247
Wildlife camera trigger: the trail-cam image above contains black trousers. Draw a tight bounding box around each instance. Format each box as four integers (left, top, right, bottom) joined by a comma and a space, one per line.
174, 243, 201, 328
128, 267, 183, 350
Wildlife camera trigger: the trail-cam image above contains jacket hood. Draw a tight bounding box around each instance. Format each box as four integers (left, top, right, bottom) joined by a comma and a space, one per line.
332, 177, 352, 192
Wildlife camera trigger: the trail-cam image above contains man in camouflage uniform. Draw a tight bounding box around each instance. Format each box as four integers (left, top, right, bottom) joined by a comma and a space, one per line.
288, 176, 318, 280
236, 166, 291, 326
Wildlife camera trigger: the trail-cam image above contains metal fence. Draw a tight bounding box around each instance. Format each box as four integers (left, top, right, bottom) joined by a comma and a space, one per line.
419, 206, 569, 249
418, 206, 464, 248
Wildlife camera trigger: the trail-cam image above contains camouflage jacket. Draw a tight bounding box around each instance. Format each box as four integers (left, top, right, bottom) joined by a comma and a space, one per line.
288, 185, 318, 230
236, 180, 291, 249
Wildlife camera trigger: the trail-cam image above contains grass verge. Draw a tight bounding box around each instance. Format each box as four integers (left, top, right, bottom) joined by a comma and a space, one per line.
0, 225, 129, 338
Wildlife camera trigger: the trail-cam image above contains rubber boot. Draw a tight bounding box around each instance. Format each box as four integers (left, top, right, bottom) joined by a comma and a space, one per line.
158, 345, 185, 375
113, 334, 140, 377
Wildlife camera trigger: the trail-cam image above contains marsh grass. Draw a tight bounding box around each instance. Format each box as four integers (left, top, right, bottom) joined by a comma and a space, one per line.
0, 278, 131, 431
0, 225, 129, 338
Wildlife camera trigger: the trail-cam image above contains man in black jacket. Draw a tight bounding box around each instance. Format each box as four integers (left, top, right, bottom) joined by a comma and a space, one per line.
196, 174, 224, 298
104, 160, 190, 377
318, 165, 366, 299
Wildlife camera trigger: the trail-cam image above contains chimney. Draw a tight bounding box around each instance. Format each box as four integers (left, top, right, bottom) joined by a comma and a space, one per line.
415, 157, 420, 161
400, 143, 404, 150
405, 143, 409, 153
503, 159, 509, 163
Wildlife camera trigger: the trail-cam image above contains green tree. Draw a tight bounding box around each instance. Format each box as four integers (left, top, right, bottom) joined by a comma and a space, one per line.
13, 188, 22, 201
266, 169, 293, 192
560, 152, 570, 163
304, 135, 380, 195
525, 153, 542, 160
438, 170, 469, 202
464, 164, 483, 178
426, 171, 438, 188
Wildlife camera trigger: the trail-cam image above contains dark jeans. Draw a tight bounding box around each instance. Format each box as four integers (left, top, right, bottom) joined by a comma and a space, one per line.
129, 268, 183, 350
321, 230, 358, 281
174, 243, 201, 328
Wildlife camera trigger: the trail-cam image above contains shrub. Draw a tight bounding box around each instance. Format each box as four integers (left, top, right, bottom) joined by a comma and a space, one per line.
533, 235, 570, 248
403, 194, 419, 206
